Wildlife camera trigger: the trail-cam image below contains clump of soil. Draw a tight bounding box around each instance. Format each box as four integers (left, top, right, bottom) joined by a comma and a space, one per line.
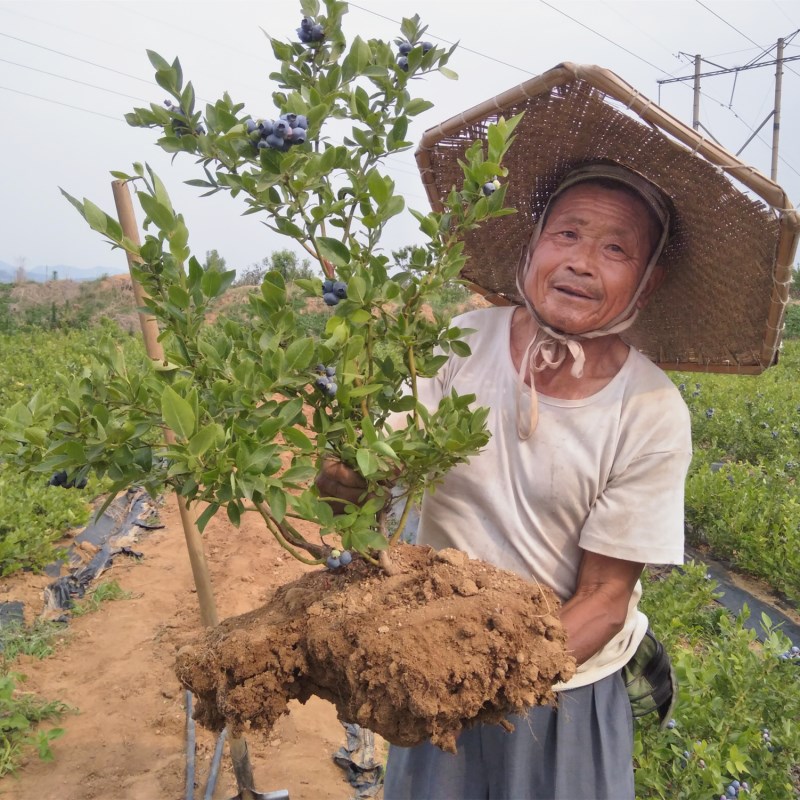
176, 544, 576, 753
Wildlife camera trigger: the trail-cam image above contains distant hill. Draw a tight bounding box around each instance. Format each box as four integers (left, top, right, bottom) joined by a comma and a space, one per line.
0, 260, 126, 284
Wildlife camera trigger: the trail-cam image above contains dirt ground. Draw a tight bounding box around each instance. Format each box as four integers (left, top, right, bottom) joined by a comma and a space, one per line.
0, 494, 364, 800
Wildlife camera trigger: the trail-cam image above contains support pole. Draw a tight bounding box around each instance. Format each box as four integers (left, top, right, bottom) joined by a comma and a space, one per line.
771, 38, 784, 182
692, 54, 701, 131
111, 180, 257, 800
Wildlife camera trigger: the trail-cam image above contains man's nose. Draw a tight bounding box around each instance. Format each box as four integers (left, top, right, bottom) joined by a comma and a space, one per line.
566, 238, 599, 275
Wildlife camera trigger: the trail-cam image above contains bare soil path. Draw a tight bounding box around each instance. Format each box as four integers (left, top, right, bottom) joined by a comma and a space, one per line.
0, 494, 359, 800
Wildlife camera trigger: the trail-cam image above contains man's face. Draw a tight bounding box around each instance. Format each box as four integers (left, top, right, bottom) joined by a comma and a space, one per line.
522, 183, 663, 335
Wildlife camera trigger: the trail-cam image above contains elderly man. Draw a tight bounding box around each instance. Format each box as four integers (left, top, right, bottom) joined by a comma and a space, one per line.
318, 65, 796, 799
321, 162, 690, 799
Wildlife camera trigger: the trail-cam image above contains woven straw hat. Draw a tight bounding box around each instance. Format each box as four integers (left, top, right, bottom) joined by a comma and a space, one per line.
416, 63, 800, 374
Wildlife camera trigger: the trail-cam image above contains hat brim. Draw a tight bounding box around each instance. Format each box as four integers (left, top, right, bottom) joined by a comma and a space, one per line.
416, 63, 800, 374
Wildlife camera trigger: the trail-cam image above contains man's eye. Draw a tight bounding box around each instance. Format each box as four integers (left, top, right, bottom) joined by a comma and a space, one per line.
558, 230, 577, 239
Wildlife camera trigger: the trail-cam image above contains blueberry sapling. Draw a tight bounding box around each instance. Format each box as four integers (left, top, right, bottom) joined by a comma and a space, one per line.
54, 5, 514, 576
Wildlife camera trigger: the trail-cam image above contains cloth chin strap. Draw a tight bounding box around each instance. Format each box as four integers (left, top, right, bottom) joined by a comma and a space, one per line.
514, 163, 672, 440
515, 311, 641, 440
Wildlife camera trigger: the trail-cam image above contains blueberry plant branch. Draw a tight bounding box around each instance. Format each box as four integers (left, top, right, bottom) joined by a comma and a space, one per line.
0, 0, 521, 574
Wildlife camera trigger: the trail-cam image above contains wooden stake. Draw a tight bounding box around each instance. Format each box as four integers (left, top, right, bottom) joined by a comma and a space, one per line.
111, 180, 256, 799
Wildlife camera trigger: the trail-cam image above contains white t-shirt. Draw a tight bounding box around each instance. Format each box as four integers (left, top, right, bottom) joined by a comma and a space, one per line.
409, 306, 692, 690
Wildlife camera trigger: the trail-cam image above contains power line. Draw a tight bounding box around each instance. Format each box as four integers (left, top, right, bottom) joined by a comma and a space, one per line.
0, 32, 156, 86
770, 0, 799, 30
0, 57, 151, 103
537, 0, 677, 77
693, 0, 800, 78
347, 2, 536, 76
0, 85, 125, 122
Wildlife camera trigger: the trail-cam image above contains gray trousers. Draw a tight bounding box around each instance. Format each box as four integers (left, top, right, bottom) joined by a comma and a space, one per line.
383, 671, 634, 800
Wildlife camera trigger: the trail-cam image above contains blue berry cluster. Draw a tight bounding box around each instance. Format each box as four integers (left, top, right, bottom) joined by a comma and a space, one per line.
313, 364, 337, 397
247, 114, 308, 152
395, 40, 433, 71
322, 279, 347, 306
297, 17, 324, 44
326, 548, 353, 569
718, 778, 749, 798
164, 100, 205, 136
779, 644, 800, 661
48, 470, 87, 490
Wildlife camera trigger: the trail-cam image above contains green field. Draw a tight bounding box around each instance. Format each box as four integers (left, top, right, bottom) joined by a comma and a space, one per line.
0, 295, 798, 795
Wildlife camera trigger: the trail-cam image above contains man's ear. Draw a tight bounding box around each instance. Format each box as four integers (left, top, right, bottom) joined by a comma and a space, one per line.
636, 264, 666, 310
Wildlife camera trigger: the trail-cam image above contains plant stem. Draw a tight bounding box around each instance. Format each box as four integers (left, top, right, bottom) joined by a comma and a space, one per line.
388, 483, 418, 547
255, 502, 324, 564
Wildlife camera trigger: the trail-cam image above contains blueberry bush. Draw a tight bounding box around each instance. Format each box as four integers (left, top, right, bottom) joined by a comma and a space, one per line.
0, 0, 520, 570
672, 340, 800, 603
636, 563, 800, 799
0, 326, 139, 574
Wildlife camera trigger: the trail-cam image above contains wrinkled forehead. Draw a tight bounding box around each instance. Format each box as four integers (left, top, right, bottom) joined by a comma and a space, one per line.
542, 181, 664, 245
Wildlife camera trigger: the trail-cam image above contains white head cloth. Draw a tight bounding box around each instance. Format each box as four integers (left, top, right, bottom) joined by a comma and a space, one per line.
514, 164, 673, 439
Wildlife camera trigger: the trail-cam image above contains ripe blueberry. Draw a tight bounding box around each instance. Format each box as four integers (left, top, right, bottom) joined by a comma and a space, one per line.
332, 281, 347, 299
421, 41, 433, 53
314, 376, 329, 391
273, 119, 290, 138
326, 555, 341, 569
259, 120, 274, 136
322, 279, 334, 293
323, 292, 339, 306
325, 382, 338, 397
339, 550, 352, 565
246, 119, 258, 133
325, 366, 336, 377
265, 133, 290, 151
291, 128, 307, 144
397, 56, 409, 72
398, 41, 412, 55
295, 115, 308, 129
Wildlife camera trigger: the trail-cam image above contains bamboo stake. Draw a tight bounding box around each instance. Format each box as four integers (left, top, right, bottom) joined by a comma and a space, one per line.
111, 180, 257, 800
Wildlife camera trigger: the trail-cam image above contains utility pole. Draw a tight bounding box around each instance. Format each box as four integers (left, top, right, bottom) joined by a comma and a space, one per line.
692, 54, 701, 131
658, 33, 799, 181
772, 38, 784, 181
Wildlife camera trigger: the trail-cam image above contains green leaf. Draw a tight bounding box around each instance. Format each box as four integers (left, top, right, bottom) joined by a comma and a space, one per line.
195, 502, 220, 532
281, 464, 317, 484
348, 384, 382, 398
284, 338, 315, 371
449, 340, 472, 358
356, 448, 379, 478
316, 237, 351, 267
188, 424, 221, 457
366, 169, 390, 205
227, 502, 241, 527
267, 486, 287, 523
161, 386, 196, 440
261, 271, 287, 310
138, 193, 175, 231
283, 427, 313, 451
438, 66, 458, 80
147, 50, 171, 71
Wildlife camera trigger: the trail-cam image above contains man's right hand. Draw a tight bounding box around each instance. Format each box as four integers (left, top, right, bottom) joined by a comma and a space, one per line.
315, 458, 369, 513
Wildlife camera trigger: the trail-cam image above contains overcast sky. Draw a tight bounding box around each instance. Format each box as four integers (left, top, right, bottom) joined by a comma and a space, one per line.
2, 0, 799, 279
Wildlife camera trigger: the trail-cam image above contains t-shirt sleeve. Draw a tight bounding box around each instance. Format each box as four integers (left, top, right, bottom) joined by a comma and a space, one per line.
579, 391, 692, 565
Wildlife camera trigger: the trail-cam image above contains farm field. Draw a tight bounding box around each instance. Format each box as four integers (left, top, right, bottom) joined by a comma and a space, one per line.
0, 282, 799, 798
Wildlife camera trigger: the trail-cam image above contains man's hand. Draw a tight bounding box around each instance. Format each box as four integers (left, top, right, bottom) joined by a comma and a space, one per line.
314, 457, 369, 514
